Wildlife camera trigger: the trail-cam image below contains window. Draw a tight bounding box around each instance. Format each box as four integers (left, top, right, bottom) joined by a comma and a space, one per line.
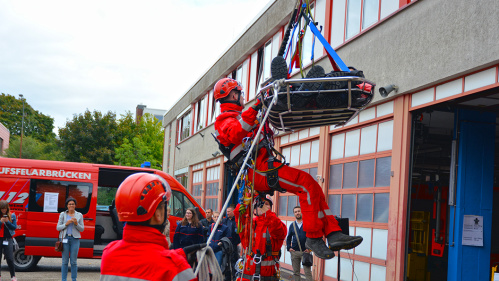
177, 110, 191, 142
325, 119, 392, 279
29, 179, 92, 214
176, 173, 188, 189
278, 137, 319, 217
285, 0, 325, 72
194, 96, 207, 133
205, 165, 220, 212
262, 41, 272, 81
97, 186, 118, 207
278, 195, 298, 217
192, 170, 203, 205
170, 190, 195, 218
346, 0, 361, 39
235, 66, 243, 85
330, 0, 404, 47
248, 51, 259, 101
210, 89, 220, 124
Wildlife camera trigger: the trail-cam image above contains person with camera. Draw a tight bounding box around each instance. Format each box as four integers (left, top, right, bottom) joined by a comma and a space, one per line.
100, 173, 200, 281
287, 206, 313, 281
57, 197, 84, 281
0, 200, 17, 281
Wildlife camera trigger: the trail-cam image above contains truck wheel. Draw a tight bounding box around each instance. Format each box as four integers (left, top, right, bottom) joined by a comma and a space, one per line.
13, 242, 41, 272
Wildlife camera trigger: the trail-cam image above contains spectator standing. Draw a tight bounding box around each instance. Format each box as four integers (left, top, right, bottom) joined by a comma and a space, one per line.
208, 212, 231, 267
200, 208, 215, 240
222, 205, 241, 280
57, 197, 84, 281
287, 206, 313, 281
0, 200, 17, 281
172, 208, 204, 249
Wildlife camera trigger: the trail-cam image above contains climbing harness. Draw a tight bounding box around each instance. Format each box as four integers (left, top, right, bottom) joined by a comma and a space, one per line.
196, 1, 377, 278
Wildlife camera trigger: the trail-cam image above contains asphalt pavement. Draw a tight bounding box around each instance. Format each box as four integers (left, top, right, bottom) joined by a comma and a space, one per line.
1, 257, 306, 281
1, 257, 101, 281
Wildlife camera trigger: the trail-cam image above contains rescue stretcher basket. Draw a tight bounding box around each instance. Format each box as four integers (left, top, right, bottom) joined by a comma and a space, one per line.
260, 75, 376, 131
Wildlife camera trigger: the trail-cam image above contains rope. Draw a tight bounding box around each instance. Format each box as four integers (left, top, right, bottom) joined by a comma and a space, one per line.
194, 87, 280, 276
196, 246, 223, 281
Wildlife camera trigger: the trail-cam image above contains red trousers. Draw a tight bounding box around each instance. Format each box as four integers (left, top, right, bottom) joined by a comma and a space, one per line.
248, 150, 341, 238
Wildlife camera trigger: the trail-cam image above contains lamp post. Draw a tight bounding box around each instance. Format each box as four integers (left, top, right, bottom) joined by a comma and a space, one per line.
19, 94, 25, 158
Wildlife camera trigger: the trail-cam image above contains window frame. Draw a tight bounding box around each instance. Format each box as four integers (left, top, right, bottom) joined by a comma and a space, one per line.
177, 108, 192, 143
205, 163, 220, 212
29, 179, 92, 214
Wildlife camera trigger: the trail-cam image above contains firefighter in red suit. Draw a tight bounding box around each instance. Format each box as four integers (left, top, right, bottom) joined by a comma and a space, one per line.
234, 195, 286, 281
100, 173, 202, 281
213, 78, 363, 259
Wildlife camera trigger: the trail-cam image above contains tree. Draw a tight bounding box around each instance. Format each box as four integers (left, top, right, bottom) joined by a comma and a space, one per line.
58, 110, 117, 164
5, 135, 64, 160
0, 93, 56, 140
114, 113, 164, 169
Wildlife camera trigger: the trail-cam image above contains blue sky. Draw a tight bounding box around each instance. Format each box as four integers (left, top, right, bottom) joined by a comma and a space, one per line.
0, 0, 270, 133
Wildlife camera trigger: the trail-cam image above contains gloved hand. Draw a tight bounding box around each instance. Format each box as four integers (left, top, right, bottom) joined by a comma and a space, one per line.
251, 97, 263, 111
183, 243, 207, 256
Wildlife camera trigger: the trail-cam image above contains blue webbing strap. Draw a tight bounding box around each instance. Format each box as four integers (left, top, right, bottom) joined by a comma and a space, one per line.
306, 15, 349, 72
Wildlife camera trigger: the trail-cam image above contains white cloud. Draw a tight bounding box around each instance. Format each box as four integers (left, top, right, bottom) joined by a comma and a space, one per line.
0, 0, 270, 132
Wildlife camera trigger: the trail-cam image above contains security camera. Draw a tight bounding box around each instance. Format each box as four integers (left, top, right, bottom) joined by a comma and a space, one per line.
212, 151, 220, 158
379, 84, 398, 97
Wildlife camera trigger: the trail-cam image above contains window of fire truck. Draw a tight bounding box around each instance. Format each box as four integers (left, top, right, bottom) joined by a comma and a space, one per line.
29, 179, 92, 214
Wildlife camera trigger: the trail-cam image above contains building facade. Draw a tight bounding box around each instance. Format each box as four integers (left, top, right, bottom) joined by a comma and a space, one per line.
136, 104, 167, 125
0, 122, 10, 155
162, 0, 499, 280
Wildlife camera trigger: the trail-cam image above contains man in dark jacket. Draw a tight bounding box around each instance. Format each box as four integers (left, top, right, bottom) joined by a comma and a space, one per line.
222, 205, 240, 280
200, 208, 215, 240
287, 206, 313, 281
208, 212, 231, 266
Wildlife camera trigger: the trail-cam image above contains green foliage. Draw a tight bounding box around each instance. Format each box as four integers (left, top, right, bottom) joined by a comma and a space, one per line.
114, 113, 164, 169
0, 93, 56, 141
58, 109, 117, 164
97, 186, 118, 206
5, 135, 64, 160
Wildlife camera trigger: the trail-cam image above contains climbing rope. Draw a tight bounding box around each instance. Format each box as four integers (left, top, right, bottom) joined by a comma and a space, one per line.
194, 87, 280, 276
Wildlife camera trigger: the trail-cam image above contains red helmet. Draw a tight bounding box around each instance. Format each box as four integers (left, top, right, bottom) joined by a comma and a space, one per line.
115, 173, 171, 222
264, 194, 274, 206
213, 78, 242, 102
254, 194, 273, 208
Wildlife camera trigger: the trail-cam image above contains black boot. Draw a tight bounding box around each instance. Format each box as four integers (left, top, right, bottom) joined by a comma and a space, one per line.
298, 65, 325, 91
305, 237, 335, 260
327, 231, 363, 251
271, 56, 288, 81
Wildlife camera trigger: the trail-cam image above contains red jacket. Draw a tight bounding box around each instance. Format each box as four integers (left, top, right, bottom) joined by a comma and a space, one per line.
214, 103, 259, 161
234, 204, 287, 278
100, 224, 196, 281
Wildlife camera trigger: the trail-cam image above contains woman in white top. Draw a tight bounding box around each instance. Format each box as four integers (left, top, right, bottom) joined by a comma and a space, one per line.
56, 197, 84, 281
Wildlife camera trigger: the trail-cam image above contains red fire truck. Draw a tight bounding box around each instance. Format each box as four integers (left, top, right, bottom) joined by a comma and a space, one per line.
0, 158, 204, 271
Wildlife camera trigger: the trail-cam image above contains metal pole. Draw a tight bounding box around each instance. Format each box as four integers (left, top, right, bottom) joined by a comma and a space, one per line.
19, 94, 25, 158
